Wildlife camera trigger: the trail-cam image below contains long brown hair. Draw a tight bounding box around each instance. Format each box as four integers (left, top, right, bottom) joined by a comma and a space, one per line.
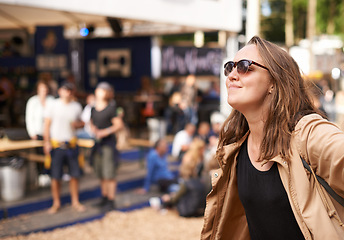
180, 138, 205, 179
218, 36, 323, 162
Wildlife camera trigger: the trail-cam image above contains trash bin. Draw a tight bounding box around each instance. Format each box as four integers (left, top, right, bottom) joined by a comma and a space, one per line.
0, 157, 27, 201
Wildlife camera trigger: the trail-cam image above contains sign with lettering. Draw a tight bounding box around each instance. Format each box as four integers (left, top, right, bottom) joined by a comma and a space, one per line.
161, 46, 223, 76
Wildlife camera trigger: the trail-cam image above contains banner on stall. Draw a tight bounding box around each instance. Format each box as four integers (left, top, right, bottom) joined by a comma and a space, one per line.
161, 46, 223, 76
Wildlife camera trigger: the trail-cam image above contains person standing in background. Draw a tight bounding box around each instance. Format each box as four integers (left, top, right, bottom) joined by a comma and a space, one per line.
26, 79, 55, 177
43, 82, 85, 214
90, 82, 123, 212
77, 93, 95, 139
171, 123, 196, 161
180, 74, 200, 126
26, 79, 55, 140
39, 72, 58, 97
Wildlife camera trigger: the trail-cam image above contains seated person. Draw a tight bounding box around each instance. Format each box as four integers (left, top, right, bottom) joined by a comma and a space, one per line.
204, 112, 226, 170
162, 138, 207, 217
195, 121, 211, 145
209, 111, 226, 139
171, 123, 196, 161
140, 138, 178, 194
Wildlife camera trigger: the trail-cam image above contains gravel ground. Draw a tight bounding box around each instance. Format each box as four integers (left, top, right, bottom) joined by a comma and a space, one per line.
2, 208, 204, 240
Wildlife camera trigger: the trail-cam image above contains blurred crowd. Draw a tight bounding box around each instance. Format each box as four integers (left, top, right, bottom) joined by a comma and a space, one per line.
139, 111, 226, 217
4, 69, 344, 217
3, 67, 344, 219
18, 71, 223, 216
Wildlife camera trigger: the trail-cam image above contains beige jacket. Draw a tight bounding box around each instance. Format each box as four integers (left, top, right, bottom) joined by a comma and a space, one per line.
201, 114, 344, 240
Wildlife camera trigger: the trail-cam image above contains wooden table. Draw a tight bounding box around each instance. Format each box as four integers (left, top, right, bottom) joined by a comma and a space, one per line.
76, 138, 154, 149
0, 138, 97, 163
0, 139, 44, 153
0, 138, 98, 153
0, 137, 162, 163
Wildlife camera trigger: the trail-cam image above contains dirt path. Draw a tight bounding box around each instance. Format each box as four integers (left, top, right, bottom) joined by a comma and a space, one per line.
2, 208, 204, 240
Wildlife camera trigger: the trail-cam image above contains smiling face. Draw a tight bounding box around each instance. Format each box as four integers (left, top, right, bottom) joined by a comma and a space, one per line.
226, 44, 273, 117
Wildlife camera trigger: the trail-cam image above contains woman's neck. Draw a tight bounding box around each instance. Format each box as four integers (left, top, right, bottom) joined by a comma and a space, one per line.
95, 99, 108, 111
248, 122, 264, 145
38, 94, 46, 105
245, 111, 266, 159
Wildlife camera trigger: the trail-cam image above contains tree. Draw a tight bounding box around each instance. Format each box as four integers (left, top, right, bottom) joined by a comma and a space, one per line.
307, 0, 317, 72
316, 0, 344, 36
285, 0, 294, 47
259, 0, 344, 45
306, 0, 316, 40
260, 0, 286, 43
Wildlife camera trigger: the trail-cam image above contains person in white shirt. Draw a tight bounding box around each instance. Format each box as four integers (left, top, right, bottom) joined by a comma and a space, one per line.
43, 82, 85, 214
171, 123, 196, 161
77, 93, 95, 139
26, 79, 55, 140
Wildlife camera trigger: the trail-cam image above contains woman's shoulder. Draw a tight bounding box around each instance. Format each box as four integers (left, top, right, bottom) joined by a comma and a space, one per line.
293, 113, 344, 155
147, 149, 159, 158
294, 113, 332, 131
27, 95, 38, 104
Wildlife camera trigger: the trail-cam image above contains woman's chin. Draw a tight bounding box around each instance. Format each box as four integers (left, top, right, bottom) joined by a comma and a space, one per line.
227, 100, 243, 112
227, 98, 238, 108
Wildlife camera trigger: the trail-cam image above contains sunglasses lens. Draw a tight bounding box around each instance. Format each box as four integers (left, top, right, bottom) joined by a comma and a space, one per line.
237, 60, 250, 74
224, 60, 252, 76
224, 62, 234, 76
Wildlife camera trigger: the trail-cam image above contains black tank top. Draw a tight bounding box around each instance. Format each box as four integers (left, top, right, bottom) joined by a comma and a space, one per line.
237, 139, 305, 240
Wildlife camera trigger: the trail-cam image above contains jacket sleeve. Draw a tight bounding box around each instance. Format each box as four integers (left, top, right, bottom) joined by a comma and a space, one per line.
296, 114, 344, 198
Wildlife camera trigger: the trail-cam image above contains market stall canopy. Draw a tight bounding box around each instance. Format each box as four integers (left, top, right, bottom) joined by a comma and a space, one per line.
0, 0, 242, 37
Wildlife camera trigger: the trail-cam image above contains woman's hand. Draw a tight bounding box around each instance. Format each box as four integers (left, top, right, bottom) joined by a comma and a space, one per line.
95, 128, 112, 139
30, 135, 38, 140
161, 194, 171, 203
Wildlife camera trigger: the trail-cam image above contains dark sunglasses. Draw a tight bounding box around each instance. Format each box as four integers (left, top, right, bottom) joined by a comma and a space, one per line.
224, 59, 269, 76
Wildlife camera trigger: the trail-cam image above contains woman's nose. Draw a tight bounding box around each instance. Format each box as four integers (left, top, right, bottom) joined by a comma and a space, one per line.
226, 70, 238, 85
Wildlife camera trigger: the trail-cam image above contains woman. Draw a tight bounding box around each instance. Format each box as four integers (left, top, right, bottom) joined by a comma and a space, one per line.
90, 82, 123, 212
162, 138, 207, 217
179, 137, 205, 179
26, 79, 54, 140
26, 79, 55, 176
201, 36, 344, 240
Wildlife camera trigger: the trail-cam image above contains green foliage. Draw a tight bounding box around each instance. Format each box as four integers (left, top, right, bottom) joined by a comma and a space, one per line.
316, 0, 343, 34
261, 0, 344, 44
260, 0, 286, 43
292, 0, 307, 41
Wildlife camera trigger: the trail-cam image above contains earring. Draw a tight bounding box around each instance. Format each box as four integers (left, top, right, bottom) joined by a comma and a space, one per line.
269, 87, 273, 94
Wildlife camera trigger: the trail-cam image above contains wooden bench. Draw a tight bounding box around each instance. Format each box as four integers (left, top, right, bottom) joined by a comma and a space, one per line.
77, 138, 154, 149
0, 139, 43, 153
18, 152, 45, 163
0, 137, 174, 162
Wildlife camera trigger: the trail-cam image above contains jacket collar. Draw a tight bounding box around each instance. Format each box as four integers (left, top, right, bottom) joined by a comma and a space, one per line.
217, 132, 249, 168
